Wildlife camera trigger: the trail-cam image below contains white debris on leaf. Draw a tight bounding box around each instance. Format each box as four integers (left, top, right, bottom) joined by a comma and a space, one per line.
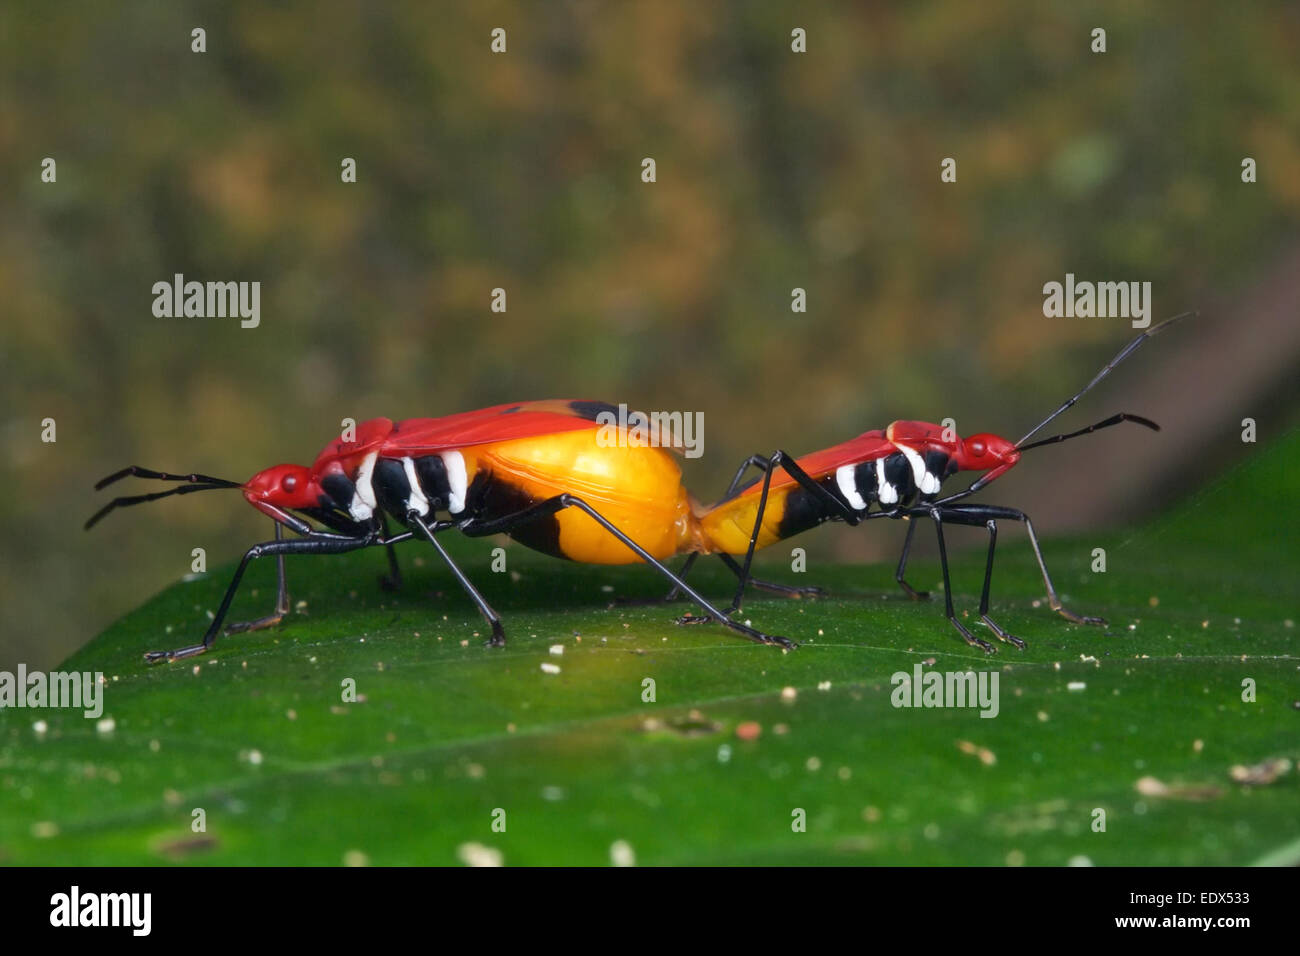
610, 840, 636, 867
457, 842, 503, 867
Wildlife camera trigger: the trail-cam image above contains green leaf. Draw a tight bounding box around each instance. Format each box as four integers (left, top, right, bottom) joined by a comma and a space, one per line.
2, 432, 1297, 866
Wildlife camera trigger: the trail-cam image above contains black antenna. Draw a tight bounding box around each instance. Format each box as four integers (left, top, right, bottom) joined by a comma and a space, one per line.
86, 466, 241, 530
1015, 312, 1194, 449
1018, 412, 1160, 452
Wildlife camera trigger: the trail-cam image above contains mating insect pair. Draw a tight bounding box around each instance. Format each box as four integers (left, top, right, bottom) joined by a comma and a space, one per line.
87, 316, 1189, 661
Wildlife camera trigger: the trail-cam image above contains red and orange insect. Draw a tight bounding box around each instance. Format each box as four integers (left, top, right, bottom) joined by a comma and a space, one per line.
88, 400, 792, 661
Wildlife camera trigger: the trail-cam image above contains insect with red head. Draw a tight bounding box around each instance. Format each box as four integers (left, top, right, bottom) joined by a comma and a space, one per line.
683, 314, 1192, 652
86, 400, 799, 661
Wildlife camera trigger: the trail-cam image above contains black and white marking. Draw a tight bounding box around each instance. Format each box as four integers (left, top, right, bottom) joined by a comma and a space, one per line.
835, 444, 951, 513
338, 451, 470, 524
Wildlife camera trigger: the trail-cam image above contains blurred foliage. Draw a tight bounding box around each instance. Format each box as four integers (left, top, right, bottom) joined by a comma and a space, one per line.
1, 1, 1299, 666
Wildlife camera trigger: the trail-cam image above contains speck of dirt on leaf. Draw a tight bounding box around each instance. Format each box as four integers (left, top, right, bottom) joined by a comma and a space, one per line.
773, 723, 789, 735
31, 821, 59, 839
735, 721, 761, 741
781, 686, 797, 702
32, 720, 48, 737
610, 840, 636, 867
96, 717, 115, 735
1229, 757, 1291, 786
1037, 711, 1049, 722
862, 806, 881, 823
457, 842, 503, 867
806, 756, 822, 772
957, 740, 996, 766
817, 681, 832, 691
156, 834, 220, 859
540, 662, 561, 675
549, 644, 564, 656
1135, 775, 1223, 801
343, 850, 369, 867
1006, 850, 1025, 866
1193, 739, 1203, 753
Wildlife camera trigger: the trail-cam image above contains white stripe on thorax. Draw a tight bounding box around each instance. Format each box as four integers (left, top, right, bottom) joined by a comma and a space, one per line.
349, 452, 378, 521
894, 443, 941, 495
836, 464, 868, 511
442, 450, 468, 514
876, 456, 898, 505
402, 457, 430, 516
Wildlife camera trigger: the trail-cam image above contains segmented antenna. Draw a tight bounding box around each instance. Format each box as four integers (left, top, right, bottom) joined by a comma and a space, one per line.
1015, 312, 1194, 449
85, 466, 240, 530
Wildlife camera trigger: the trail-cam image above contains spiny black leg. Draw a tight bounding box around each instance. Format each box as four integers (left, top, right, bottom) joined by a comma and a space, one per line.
378, 514, 403, 592
927, 507, 995, 654
146, 529, 379, 662
933, 503, 1106, 627
975, 518, 1024, 649
408, 512, 506, 646
225, 520, 291, 635
461, 495, 795, 649
895, 517, 930, 600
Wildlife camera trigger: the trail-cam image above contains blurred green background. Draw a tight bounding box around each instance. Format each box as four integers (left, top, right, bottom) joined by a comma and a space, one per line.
2, 1, 1298, 669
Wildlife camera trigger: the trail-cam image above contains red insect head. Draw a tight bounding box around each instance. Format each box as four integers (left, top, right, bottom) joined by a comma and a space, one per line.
243, 463, 319, 511
953, 433, 1020, 473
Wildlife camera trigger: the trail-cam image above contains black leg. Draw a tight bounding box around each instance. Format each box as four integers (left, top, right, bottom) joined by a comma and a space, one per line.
460, 494, 796, 649
378, 514, 403, 591
894, 517, 930, 600
406, 512, 506, 646
225, 520, 291, 635
925, 507, 996, 654
974, 518, 1024, 648
927, 503, 1106, 626
701, 449, 867, 621
146, 528, 381, 662
723, 554, 823, 598
663, 454, 774, 603
658, 552, 699, 603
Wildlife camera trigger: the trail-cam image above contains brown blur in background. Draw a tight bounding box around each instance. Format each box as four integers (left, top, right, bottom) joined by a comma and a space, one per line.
2, 1, 1298, 669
